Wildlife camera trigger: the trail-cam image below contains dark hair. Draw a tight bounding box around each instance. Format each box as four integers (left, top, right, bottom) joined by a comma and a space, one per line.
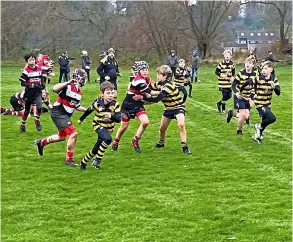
24, 53, 36, 62
100, 81, 114, 93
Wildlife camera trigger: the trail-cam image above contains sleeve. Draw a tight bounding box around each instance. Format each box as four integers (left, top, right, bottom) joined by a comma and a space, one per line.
97, 61, 105, 78
274, 78, 281, 96
166, 56, 170, 65
78, 100, 96, 121
174, 68, 181, 79
185, 68, 191, 78
232, 73, 241, 93
215, 63, 221, 77
150, 82, 161, 91
116, 60, 120, 74
68, 56, 76, 60
19, 71, 28, 87
111, 102, 121, 123
232, 63, 236, 76
144, 91, 167, 103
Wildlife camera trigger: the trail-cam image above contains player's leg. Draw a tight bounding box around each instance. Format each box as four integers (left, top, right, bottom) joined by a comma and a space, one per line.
132, 112, 149, 153
20, 100, 32, 132
112, 119, 129, 151
65, 125, 79, 166
34, 94, 43, 131
154, 115, 171, 148
175, 112, 191, 154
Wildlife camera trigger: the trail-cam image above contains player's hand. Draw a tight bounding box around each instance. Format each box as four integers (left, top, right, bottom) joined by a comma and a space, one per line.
270, 81, 275, 89
133, 95, 144, 101
235, 92, 242, 99
230, 76, 235, 82
249, 99, 255, 108
103, 113, 111, 118
78, 120, 83, 125
221, 74, 227, 79
117, 73, 122, 77
67, 79, 75, 85
105, 76, 110, 81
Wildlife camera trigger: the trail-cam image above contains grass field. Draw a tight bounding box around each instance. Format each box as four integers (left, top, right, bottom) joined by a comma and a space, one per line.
1, 64, 292, 242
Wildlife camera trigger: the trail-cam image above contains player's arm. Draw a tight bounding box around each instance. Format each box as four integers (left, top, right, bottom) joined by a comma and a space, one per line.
215, 63, 222, 77
231, 74, 240, 94
97, 61, 105, 78
53, 80, 73, 93
174, 68, 181, 79
111, 102, 121, 123
78, 101, 96, 124
273, 78, 281, 96
19, 71, 29, 87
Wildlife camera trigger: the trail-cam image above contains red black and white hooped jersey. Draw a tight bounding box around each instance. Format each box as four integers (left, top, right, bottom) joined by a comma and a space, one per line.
38, 62, 51, 77
53, 83, 82, 116
124, 75, 153, 103
19, 65, 43, 88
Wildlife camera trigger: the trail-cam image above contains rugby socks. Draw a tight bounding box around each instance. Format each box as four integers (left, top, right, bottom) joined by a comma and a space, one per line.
221, 101, 226, 112
34, 114, 40, 124
134, 136, 140, 141
158, 140, 165, 145
81, 149, 95, 164
21, 114, 28, 127
66, 151, 74, 162
40, 138, 49, 147
181, 142, 188, 148
95, 141, 109, 160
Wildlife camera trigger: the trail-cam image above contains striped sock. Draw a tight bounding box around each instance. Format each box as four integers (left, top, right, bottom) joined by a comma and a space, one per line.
95, 141, 109, 160
81, 149, 95, 164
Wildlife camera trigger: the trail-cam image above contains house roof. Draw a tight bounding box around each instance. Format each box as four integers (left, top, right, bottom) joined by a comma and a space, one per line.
236, 31, 278, 41
224, 42, 248, 48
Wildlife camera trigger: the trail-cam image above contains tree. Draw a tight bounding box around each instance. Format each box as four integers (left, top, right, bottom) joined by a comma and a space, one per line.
181, 0, 238, 59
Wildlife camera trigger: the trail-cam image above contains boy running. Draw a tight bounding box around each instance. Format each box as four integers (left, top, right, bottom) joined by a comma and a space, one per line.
78, 81, 121, 170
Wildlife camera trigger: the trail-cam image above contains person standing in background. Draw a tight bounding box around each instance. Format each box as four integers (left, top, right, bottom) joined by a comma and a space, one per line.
166, 50, 178, 78
191, 49, 201, 83
81, 50, 92, 83
58, 51, 76, 83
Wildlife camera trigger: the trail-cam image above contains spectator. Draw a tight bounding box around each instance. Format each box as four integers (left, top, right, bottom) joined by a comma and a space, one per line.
81, 50, 92, 83
166, 50, 178, 77
191, 49, 201, 83
58, 51, 76, 83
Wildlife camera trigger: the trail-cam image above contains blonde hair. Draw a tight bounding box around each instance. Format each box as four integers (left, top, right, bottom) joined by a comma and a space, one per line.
223, 50, 232, 56
156, 65, 172, 76
261, 61, 273, 69
245, 56, 255, 64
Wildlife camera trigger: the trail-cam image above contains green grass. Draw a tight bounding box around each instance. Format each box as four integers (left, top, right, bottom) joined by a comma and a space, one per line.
1, 64, 292, 242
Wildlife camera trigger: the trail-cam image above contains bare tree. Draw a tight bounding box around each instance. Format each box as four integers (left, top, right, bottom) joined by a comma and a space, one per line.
181, 0, 238, 59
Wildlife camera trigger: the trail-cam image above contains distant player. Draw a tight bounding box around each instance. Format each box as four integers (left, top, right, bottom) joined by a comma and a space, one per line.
227, 56, 258, 135
19, 54, 45, 132
133, 65, 191, 155
215, 50, 235, 113
34, 69, 87, 166
1, 91, 25, 116
253, 61, 280, 144
174, 59, 192, 101
78, 81, 121, 170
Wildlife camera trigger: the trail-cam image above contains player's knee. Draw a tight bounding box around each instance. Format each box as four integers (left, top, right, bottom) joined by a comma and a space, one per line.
178, 123, 185, 130
104, 136, 112, 145
142, 119, 149, 128
70, 132, 78, 140
160, 126, 166, 132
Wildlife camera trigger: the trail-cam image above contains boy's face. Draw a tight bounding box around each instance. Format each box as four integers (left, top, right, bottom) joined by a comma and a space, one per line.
157, 72, 166, 82
179, 62, 185, 68
139, 68, 148, 78
245, 61, 254, 71
108, 52, 115, 59
27, 56, 35, 66
261, 65, 273, 76
224, 53, 231, 61
103, 89, 114, 103
43, 59, 48, 65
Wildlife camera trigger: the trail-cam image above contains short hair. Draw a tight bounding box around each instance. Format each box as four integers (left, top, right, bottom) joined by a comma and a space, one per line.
24, 53, 36, 62
245, 56, 255, 64
223, 50, 232, 56
100, 81, 114, 93
261, 61, 273, 69
178, 59, 185, 63
156, 65, 172, 77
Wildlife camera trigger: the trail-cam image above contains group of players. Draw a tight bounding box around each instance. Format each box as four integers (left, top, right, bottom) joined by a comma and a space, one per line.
215, 49, 280, 144
2, 48, 281, 169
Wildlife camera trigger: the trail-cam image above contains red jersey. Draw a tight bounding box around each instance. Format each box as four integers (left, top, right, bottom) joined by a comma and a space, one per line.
19, 65, 43, 88
53, 83, 82, 116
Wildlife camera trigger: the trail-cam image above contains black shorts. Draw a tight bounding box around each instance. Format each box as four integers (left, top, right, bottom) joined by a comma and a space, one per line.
234, 96, 250, 110
256, 106, 271, 117
219, 88, 232, 101
163, 108, 185, 120
121, 101, 146, 122
50, 108, 72, 131
10, 96, 24, 111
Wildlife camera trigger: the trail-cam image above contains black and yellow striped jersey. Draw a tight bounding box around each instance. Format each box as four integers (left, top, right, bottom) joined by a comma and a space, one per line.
215, 60, 235, 89
146, 81, 184, 111
173, 67, 191, 87
254, 75, 280, 108
232, 69, 258, 100
79, 98, 121, 133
